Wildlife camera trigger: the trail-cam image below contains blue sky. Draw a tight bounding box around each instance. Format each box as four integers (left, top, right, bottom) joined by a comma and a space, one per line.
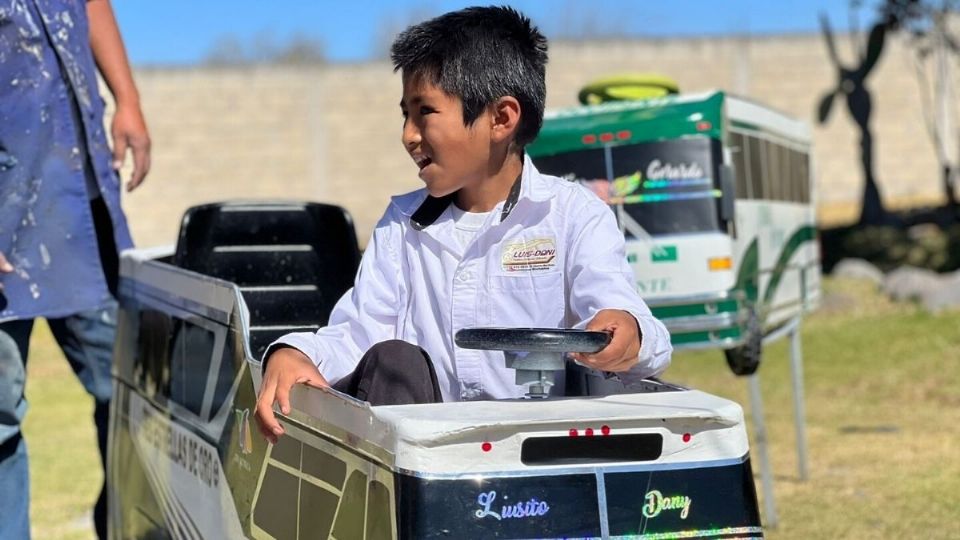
113, 0, 871, 66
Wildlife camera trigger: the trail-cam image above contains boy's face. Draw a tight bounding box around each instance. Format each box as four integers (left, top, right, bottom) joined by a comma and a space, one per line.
400, 74, 493, 198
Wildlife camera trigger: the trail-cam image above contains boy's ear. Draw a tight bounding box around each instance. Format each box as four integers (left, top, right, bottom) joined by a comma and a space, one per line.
489, 96, 521, 144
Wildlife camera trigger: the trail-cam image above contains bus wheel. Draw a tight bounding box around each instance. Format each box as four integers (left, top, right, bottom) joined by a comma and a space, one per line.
724, 311, 762, 376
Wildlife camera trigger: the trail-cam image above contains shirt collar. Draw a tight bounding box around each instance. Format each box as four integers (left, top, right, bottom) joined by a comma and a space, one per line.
410, 192, 456, 231
408, 154, 556, 230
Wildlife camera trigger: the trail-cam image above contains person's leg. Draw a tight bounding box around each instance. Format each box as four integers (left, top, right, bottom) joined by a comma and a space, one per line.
47, 300, 117, 540
333, 340, 443, 405
0, 319, 35, 540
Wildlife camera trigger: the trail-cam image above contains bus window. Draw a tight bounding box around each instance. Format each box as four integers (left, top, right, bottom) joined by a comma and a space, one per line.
530, 147, 609, 198
785, 149, 795, 202
769, 144, 779, 201
209, 328, 240, 420
135, 309, 173, 401
760, 139, 774, 201
790, 149, 802, 202
765, 140, 776, 201
133, 303, 227, 420
799, 152, 811, 203
169, 318, 216, 417
784, 146, 793, 202
729, 132, 749, 198
533, 138, 724, 235
778, 144, 789, 201
747, 136, 763, 200
610, 138, 722, 235
740, 133, 754, 199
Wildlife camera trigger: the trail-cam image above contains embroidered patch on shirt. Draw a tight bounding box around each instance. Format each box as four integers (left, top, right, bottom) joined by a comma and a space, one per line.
501, 237, 557, 272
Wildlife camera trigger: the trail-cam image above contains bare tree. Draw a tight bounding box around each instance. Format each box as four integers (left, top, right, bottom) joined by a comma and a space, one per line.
370, 4, 438, 60
272, 34, 326, 65
368, 0, 639, 58
890, 0, 960, 212
203, 32, 326, 66
543, 0, 635, 41
204, 35, 249, 66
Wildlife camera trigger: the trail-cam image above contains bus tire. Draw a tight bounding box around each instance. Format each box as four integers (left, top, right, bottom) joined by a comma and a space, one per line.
724, 310, 763, 376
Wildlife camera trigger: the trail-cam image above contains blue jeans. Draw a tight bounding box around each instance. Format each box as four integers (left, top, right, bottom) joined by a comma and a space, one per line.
0, 301, 116, 540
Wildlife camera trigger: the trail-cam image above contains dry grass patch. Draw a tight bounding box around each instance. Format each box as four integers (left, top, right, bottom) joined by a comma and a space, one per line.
667, 277, 960, 539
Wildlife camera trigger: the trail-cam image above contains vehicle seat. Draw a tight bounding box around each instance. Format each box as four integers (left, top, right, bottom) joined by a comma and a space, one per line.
172, 201, 361, 359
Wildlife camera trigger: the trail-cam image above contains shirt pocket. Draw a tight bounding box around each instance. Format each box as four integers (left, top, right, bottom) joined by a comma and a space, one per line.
484, 272, 565, 328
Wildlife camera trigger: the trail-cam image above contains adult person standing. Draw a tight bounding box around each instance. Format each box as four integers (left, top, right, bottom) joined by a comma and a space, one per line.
0, 0, 150, 538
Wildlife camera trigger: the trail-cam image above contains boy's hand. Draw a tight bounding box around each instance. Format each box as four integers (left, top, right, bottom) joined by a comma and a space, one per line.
255, 347, 328, 444
571, 309, 641, 372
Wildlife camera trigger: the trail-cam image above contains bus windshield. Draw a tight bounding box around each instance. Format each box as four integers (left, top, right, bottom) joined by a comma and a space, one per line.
533, 137, 723, 236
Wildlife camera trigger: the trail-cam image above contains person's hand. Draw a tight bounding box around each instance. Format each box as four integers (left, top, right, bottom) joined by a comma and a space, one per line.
570, 309, 641, 372
0, 251, 12, 292
111, 102, 151, 192
255, 347, 328, 444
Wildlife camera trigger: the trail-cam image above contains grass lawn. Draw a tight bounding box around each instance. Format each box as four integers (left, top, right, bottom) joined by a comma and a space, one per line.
20, 277, 960, 539
667, 278, 960, 539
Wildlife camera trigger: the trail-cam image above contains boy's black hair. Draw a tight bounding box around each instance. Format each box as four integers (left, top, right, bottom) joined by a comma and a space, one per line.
390, 5, 548, 149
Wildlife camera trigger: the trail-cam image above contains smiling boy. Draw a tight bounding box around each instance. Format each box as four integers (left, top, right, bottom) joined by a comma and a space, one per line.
256, 6, 672, 443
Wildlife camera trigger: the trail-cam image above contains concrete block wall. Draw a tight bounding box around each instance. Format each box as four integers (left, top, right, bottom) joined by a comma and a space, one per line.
108, 32, 957, 248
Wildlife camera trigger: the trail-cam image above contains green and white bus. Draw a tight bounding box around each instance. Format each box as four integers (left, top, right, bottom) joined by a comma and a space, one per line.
528, 89, 821, 374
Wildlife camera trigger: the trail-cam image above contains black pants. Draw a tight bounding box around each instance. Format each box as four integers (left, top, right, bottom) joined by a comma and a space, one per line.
333, 340, 443, 405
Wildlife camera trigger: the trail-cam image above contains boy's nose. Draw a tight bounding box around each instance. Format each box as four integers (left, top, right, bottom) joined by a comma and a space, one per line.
402, 120, 421, 149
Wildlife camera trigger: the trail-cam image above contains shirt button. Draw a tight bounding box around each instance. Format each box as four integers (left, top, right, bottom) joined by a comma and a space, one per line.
458, 271, 472, 282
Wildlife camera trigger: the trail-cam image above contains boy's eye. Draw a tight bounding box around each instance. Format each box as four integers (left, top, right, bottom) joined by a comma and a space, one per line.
419, 106, 435, 115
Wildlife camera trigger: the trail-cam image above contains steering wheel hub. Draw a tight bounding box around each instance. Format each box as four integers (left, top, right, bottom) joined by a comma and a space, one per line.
455, 328, 610, 399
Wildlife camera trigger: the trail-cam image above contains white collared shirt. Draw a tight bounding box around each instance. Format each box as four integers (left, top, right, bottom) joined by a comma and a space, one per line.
273, 158, 672, 401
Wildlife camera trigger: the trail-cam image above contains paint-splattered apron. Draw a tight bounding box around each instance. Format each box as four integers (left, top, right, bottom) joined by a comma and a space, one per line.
0, 0, 133, 321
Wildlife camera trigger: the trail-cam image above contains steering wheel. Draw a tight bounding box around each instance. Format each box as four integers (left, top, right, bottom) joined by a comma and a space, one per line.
455, 328, 610, 353
455, 328, 611, 398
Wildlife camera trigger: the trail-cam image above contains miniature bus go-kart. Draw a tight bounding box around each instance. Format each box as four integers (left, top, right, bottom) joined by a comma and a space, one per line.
107, 201, 763, 539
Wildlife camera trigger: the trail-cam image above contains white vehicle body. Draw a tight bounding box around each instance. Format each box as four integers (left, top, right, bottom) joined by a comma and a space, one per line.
108, 202, 764, 539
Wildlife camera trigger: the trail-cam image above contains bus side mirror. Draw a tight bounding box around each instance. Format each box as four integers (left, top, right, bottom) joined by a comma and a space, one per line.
719, 164, 736, 223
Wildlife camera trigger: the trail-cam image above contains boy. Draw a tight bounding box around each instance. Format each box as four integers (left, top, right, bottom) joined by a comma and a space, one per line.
256, 6, 671, 443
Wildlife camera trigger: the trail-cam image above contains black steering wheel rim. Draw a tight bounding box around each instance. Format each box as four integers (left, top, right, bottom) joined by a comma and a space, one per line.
454, 327, 610, 353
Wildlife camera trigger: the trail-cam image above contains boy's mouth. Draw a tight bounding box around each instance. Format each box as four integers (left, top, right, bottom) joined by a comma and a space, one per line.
414, 155, 432, 170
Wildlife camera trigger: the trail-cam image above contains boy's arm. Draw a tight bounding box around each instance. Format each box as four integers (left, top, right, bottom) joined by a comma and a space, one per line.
566, 196, 672, 379
255, 213, 405, 439
264, 215, 406, 380
86, 0, 151, 191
